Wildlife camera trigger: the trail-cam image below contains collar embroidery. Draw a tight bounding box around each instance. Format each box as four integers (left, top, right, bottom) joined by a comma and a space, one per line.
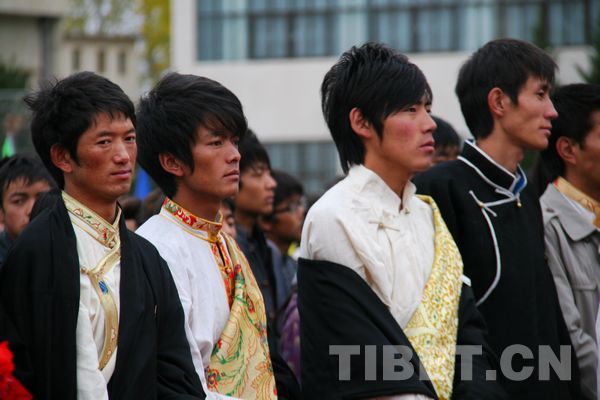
62, 191, 120, 249
161, 197, 222, 242
555, 177, 600, 229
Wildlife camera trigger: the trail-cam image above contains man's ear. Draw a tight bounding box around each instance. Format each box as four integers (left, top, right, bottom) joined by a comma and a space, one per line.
349, 107, 375, 140
556, 136, 578, 167
158, 153, 186, 177
487, 87, 509, 118
50, 144, 74, 174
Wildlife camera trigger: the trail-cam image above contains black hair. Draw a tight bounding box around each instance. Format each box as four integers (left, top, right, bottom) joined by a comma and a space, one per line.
136, 73, 247, 198
239, 129, 271, 175
263, 170, 304, 223
540, 84, 600, 181
222, 197, 235, 213
321, 42, 432, 173
432, 116, 461, 149
23, 71, 135, 188
0, 155, 56, 209
456, 38, 557, 140
272, 170, 303, 208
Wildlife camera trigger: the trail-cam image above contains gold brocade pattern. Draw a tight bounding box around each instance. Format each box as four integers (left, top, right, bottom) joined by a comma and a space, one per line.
404, 195, 463, 400
159, 199, 277, 399
206, 233, 277, 399
555, 177, 600, 229
62, 191, 120, 371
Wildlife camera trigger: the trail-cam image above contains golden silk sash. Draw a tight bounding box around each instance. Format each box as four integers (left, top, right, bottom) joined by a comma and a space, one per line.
206, 233, 277, 399
555, 177, 600, 229
63, 192, 120, 371
404, 195, 463, 400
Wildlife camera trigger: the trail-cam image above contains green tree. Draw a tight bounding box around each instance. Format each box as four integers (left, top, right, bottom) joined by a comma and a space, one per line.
578, 14, 600, 84
139, 0, 170, 84
0, 61, 29, 89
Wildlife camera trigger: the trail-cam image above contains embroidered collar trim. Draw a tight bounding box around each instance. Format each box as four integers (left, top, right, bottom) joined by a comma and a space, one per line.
62, 191, 120, 249
161, 197, 222, 242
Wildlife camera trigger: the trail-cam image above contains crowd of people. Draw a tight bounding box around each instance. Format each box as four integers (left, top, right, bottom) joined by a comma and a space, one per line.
0, 37, 598, 400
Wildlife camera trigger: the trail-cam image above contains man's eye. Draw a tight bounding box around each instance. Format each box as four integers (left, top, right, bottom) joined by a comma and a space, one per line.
97, 140, 110, 145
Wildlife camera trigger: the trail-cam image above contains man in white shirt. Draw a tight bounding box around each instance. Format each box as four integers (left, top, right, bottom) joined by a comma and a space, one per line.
537, 83, 600, 400
136, 73, 300, 399
299, 42, 506, 400
0, 72, 204, 399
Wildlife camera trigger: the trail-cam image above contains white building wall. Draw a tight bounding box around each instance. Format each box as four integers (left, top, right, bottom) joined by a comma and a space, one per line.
56, 37, 141, 100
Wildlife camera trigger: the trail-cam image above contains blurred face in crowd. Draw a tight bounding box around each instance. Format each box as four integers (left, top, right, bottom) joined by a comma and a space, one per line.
235, 162, 276, 216
220, 203, 237, 239
1, 178, 51, 240
271, 194, 306, 245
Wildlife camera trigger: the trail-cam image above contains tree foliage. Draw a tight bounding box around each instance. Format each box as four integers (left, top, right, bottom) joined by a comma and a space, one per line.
139, 0, 170, 85
0, 61, 29, 89
66, 0, 136, 35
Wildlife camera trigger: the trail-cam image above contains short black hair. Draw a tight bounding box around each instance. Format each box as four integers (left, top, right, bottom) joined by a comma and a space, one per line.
23, 71, 135, 188
272, 170, 303, 208
456, 38, 557, 140
321, 42, 432, 174
432, 116, 461, 149
136, 73, 247, 198
264, 170, 304, 222
540, 84, 600, 180
0, 155, 56, 209
239, 129, 271, 175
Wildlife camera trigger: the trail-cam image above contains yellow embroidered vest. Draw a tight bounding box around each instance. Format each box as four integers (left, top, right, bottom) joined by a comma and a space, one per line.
161, 198, 277, 399
404, 195, 463, 400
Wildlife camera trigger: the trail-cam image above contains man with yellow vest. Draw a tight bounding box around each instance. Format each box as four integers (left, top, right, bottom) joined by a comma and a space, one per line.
136, 73, 299, 399
299, 42, 506, 400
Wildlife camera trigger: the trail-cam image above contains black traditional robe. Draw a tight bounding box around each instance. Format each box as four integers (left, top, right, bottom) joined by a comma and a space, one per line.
414, 141, 580, 399
298, 258, 507, 400
0, 197, 205, 399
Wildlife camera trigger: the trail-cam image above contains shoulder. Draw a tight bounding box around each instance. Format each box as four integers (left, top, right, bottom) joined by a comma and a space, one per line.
539, 185, 563, 225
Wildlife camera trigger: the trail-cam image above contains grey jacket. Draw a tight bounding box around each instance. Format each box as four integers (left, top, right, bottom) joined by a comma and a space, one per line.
541, 184, 600, 400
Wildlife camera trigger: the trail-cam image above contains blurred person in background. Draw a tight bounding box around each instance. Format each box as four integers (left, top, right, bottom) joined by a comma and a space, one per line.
219, 197, 237, 239
431, 116, 461, 164
537, 83, 600, 400
0, 155, 55, 266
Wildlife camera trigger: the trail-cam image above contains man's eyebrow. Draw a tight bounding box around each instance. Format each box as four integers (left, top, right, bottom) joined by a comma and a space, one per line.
94, 128, 136, 136
8, 192, 27, 199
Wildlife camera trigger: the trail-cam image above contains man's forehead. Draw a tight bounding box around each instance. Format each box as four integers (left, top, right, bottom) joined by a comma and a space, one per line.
3, 178, 50, 197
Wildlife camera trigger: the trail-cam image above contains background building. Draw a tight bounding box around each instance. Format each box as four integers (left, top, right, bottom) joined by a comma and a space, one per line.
173, 0, 598, 195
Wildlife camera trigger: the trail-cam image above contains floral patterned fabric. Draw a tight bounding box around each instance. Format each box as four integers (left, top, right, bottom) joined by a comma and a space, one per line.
404, 195, 463, 400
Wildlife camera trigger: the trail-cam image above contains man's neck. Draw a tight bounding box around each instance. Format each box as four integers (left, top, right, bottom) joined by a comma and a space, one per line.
362, 160, 410, 200
563, 171, 600, 203
476, 134, 524, 174
63, 187, 118, 223
267, 234, 291, 256
171, 192, 220, 222
235, 209, 257, 234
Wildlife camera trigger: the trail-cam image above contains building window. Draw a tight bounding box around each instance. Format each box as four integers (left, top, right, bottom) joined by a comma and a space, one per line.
118, 51, 127, 74
265, 141, 340, 197
72, 48, 81, 72
97, 49, 106, 73
196, 0, 597, 61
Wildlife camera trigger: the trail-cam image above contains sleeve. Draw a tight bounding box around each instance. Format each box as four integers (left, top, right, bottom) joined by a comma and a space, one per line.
451, 285, 508, 400
154, 254, 206, 400
413, 172, 460, 241
544, 222, 597, 399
